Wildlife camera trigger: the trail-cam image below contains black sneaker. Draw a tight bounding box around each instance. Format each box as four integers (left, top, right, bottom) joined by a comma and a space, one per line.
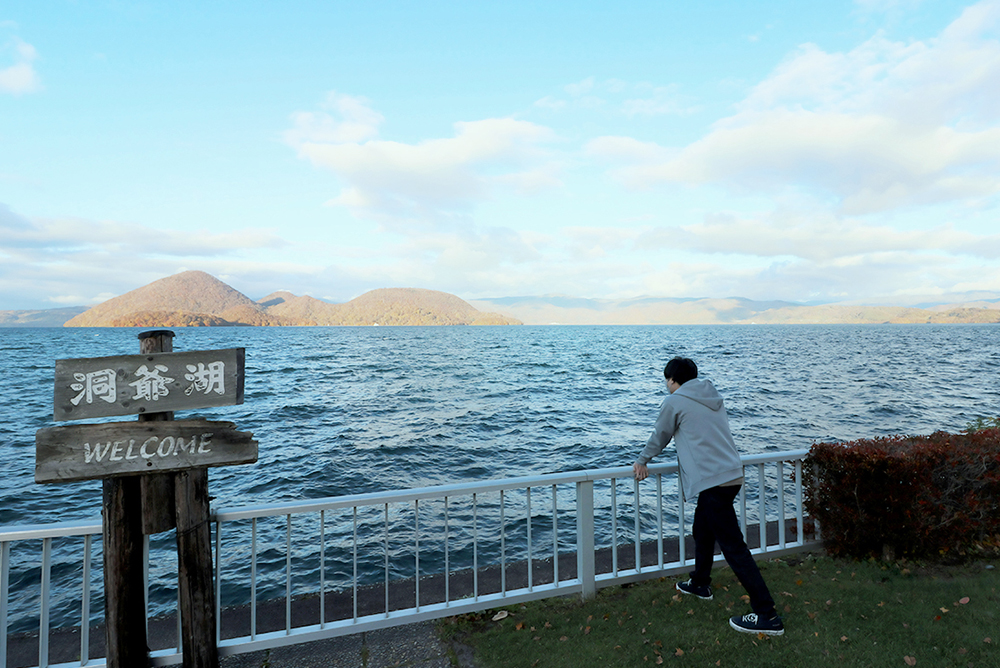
729, 612, 784, 636
675, 579, 713, 600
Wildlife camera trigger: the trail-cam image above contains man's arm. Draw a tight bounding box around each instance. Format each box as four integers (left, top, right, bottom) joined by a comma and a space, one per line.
633, 400, 677, 479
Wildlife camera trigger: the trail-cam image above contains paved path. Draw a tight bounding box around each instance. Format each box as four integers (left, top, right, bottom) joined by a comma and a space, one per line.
219, 621, 475, 668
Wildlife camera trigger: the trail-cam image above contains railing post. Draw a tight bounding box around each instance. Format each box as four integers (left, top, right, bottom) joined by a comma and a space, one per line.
576, 480, 595, 600
1, 541, 8, 667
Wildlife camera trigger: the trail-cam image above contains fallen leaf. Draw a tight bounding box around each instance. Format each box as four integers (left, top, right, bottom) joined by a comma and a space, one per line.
985, 637, 992, 643
515, 622, 524, 630
656, 657, 664, 665
780, 591, 795, 597
544, 621, 552, 629
841, 635, 848, 642
533, 636, 540, 641
903, 656, 916, 666
584, 626, 592, 635
795, 579, 803, 586
674, 648, 684, 656
559, 635, 568, 642
784, 604, 792, 613
686, 609, 694, 615
958, 648, 967, 655
716, 661, 721, 666
959, 596, 970, 604
940, 607, 949, 613
492, 611, 509, 621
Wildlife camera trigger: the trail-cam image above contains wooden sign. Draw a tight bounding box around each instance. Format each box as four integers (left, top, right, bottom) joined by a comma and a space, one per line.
35, 419, 257, 483
53, 348, 245, 421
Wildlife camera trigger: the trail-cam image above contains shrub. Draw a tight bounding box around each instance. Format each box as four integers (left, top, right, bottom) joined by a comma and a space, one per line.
805, 428, 1000, 560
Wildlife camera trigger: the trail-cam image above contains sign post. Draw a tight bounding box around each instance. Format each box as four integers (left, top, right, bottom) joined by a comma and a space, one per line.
37, 331, 256, 668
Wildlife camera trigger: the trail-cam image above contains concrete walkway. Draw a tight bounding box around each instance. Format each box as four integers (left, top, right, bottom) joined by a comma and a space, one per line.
219, 621, 475, 668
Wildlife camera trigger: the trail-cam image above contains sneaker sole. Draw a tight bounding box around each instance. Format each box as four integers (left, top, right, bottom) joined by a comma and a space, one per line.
675, 582, 713, 600
728, 619, 784, 636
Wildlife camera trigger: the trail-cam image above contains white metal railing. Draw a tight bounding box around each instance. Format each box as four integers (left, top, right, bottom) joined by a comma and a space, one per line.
1, 449, 818, 667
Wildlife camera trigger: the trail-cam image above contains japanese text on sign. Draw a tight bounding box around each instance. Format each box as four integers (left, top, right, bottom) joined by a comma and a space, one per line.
54, 348, 244, 421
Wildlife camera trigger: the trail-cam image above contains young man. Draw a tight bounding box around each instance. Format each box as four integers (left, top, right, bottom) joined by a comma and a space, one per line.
632, 357, 784, 636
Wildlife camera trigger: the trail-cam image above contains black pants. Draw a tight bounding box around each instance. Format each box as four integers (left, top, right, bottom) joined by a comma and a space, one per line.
690, 485, 776, 616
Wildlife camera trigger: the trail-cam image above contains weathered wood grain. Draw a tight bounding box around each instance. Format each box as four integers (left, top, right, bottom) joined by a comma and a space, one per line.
35, 420, 257, 483
138, 330, 178, 534
53, 348, 245, 421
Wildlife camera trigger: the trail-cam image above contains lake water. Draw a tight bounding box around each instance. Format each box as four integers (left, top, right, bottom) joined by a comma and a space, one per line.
1, 324, 999, 629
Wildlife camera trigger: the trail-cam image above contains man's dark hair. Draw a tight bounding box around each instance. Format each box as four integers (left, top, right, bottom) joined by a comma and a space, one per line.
664, 357, 698, 385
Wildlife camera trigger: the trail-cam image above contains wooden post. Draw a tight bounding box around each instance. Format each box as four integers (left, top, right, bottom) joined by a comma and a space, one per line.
103, 476, 150, 667
45, 331, 243, 668
175, 467, 219, 668
139, 330, 177, 534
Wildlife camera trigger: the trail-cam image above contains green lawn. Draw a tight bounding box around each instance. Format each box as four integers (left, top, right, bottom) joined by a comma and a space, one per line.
441, 554, 998, 668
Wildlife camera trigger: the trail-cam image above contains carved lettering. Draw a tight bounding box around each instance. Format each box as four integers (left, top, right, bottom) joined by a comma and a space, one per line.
83, 442, 112, 463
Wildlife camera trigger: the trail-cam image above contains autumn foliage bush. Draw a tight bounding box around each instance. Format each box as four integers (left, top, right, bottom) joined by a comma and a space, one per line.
805, 428, 1000, 560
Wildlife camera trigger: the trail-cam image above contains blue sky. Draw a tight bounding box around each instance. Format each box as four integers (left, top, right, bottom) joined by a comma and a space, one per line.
2, 0, 999, 310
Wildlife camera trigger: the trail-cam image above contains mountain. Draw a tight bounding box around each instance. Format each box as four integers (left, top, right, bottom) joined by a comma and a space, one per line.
7, 273, 1000, 327
0, 306, 89, 327
65, 272, 261, 327
468, 295, 1000, 325
61, 271, 521, 327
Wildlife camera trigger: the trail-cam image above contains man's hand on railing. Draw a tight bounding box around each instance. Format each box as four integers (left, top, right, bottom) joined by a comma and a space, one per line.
633, 463, 649, 481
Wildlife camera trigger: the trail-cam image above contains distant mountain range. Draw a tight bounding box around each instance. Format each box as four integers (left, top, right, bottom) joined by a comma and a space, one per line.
468, 295, 1000, 325
0, 271, 520, 327
1, 271, 999, 327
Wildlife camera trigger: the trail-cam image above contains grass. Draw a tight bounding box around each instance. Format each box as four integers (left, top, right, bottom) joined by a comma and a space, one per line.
440, 554, 999, 668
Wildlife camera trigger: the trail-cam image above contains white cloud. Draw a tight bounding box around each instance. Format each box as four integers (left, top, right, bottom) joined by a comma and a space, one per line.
284, 92, 383, 145
286, 96, 560, 225
0, 207, 286, 257
591, 1, 1000, 214
636, 210, 1000, 262
0, 36, 41, 95
535, 77, 696, 117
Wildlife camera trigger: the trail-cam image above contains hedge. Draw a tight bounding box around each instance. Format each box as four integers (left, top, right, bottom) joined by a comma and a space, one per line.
804, 428, 1000, 560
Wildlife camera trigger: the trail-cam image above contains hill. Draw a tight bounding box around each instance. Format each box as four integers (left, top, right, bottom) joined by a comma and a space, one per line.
61, 271, 521, 327
0, 306, 89, 327
64, 272, 261, 327
468, 295, 1000, 325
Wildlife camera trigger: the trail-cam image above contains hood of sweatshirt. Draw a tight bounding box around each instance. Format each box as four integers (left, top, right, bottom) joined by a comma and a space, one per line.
673, 378, 724, 411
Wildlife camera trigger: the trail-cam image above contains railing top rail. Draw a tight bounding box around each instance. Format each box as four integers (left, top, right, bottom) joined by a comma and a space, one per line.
0, 517, 102, 542
212, 448, 810, 522
0, 449, 811, 537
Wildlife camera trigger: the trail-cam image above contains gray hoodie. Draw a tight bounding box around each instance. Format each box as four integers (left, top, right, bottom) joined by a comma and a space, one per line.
634, 378, 743, 500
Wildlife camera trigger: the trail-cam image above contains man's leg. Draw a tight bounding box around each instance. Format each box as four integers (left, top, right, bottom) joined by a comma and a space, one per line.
703, 486, 777, 616
690, 489, 719, 586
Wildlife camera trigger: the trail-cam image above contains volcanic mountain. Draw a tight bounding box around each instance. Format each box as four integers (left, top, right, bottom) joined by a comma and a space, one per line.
63, 271, 521, 327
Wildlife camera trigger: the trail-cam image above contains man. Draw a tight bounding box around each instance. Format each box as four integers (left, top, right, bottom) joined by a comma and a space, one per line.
633, 357, 784, 636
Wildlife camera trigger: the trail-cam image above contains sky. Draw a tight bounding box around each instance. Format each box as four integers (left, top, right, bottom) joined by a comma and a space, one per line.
2, 0, 1000, 310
